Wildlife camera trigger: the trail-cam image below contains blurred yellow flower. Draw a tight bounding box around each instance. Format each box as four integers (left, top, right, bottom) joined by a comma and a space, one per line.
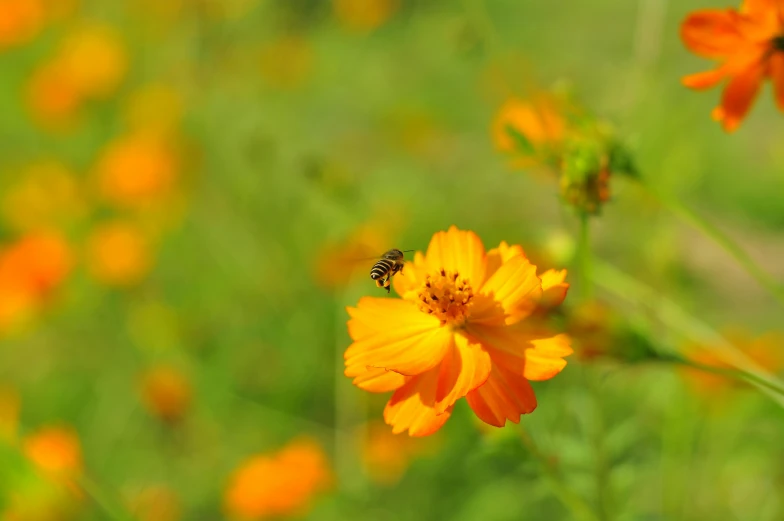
138, 366, 192, 423
2, 162, 85, 233
86, 220, 152, 287
332, 0, 398, 33
95, 133, 179, 208
125, 485, 181, 521
360, 420, 436, 484
345, 227, 572, 436
26, 23, 126, 130
259, 37, 313, 89
0, 0, 44, 49
224, 438, 331, 520
56, 24, 127, 99
123, 84, 183, 137
23, 426, 82, 490
0, 232, 73, 330
0, 385, 20, 443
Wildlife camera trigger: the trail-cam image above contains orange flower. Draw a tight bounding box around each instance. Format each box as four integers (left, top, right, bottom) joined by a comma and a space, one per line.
332, 0, 398, 33
0, 233, 72, 330
682, 329, 784, 396
224, 438, 331, 520
344, 227, 572, 436
0, 0, 44, 49
95, 133, 179, 207
138, 366, 192, 423
492, 96, 565, 162
681, 0, 784, 131
23, 426, 82, 488
86, 220, 152, 287
26, 59, 82, 130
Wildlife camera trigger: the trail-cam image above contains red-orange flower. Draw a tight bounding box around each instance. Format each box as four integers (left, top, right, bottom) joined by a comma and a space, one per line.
344, 226, 572, 436
681, 0, 784, 131
224, 438, 331, 520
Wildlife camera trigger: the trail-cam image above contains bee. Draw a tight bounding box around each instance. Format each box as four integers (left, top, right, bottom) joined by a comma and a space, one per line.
370, 249, 413, 293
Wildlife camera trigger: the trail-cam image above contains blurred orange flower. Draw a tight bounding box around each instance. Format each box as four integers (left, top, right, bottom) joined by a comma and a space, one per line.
138, 366, 192, 423
0, 233, 73, 330
259, 37, 313, 89
86, 220, 152, 287
23, 426, 82, 490
224, 438, 331, 520
360, 420, 436, 484
95, 133, 179, 208
332, 0, 398, 33
26, 23, 127, 129
125, 485, 181, 521
682, 330, 784, 395
26, 60, 82, 129
492, 96, 565, 165
0, 0, 44, 49
345, 226, 572, 436
681, 0, 784, 131
2, 161, 85, 232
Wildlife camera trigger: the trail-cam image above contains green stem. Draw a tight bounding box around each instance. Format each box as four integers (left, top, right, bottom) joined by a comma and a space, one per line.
592, 259, 784, 406
77, 474, 133, 521
519, 426, 602, 521
583, 371, 612, 521
642, 182, 784, 306
577, 212, 593, 301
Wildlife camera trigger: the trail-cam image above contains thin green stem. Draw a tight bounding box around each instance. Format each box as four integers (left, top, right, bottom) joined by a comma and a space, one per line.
518, 426, 602, 521
592, 259, 784, 406
577, 212, 593, 301
583, 371, 612, 521
641, 182, 784, 306
77, 474, 134, 521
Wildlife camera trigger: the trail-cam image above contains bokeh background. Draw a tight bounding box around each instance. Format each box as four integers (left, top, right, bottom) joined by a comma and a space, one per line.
1, 0, 784, 519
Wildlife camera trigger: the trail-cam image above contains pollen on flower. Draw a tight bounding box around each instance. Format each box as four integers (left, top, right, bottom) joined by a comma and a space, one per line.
416, 269, 474, 327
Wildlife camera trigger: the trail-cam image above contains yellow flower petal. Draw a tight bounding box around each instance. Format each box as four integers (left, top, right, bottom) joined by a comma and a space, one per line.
424, 226, 486, 288
475, 255, 542, 325
384, 370, 452, 437
466, 365, 537, 427
433, 334, 491, 414
539, 268, 569, 308
485, 241, 527, 281
345, 297, 449, 376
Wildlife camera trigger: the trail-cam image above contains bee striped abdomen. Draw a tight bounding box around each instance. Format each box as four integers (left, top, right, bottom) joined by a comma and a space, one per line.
370, 258, 394, 280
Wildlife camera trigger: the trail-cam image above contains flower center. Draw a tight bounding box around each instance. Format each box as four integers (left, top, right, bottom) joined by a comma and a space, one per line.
773, 35, 784, 51
416, 269, 474, 327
